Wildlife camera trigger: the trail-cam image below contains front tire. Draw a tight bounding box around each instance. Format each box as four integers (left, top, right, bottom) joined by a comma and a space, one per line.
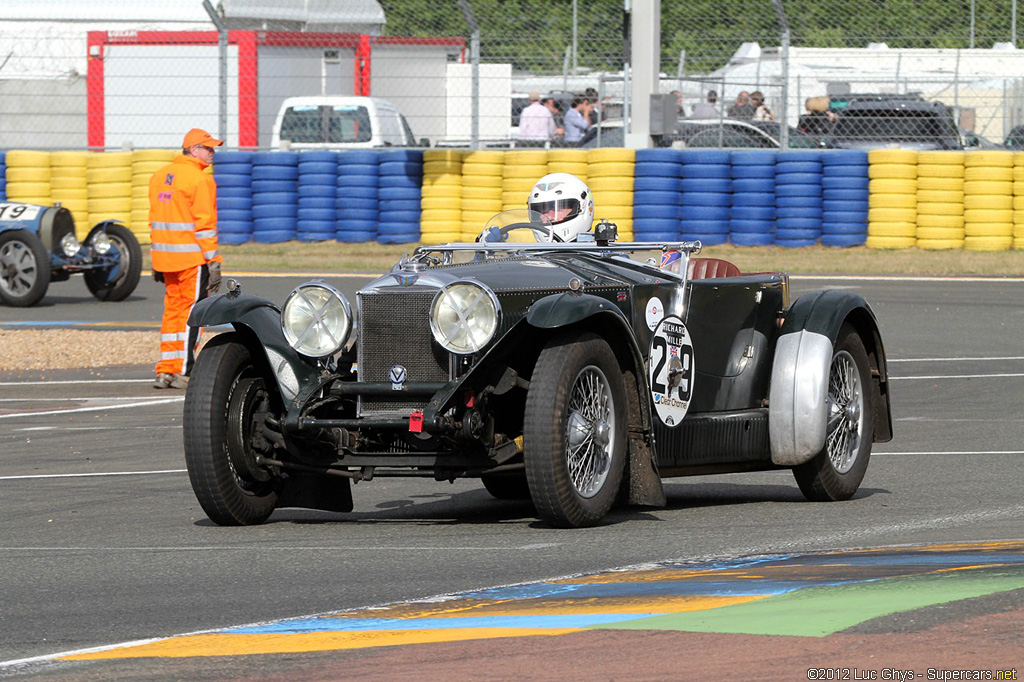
524, 332, 627, 527
84, 222, 142, 301
183, 336, 279, 525
793, 324, 874, 501
0, 230, 50, 307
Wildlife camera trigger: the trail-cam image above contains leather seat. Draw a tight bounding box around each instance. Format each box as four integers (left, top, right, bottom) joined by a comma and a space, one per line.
687, 257, 741, 280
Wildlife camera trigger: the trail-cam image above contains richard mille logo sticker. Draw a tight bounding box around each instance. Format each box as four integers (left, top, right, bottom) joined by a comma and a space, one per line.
645, 297, 665, 330
648, 316, 694, 426
389, 364, 408, 391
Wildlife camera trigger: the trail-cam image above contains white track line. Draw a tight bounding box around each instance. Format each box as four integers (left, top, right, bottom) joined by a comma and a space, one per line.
0, 469, 187, 481
0, 397, 183, 419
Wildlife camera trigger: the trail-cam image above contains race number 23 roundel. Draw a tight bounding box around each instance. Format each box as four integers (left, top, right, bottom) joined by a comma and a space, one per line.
648, 316, 695, 426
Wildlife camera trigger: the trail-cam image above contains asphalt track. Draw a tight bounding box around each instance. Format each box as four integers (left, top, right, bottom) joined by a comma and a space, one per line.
1, 272, 1023, 680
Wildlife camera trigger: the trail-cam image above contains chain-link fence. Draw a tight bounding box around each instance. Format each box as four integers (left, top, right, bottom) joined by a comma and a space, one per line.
1, 0, 1022, 150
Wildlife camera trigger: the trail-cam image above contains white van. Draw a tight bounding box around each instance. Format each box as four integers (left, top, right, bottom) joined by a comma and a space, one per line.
271, 96, 421, 150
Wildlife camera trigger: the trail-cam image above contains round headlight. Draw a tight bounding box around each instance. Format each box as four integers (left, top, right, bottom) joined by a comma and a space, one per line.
91, 231, 112, 255
281, 283, 353, 358
429, 281, 500, 354
60, 232, 81, 258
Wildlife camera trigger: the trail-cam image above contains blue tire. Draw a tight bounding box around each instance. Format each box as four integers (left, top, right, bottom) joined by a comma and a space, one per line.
337, 219, 379, 233
776, 150, 822, 163
634, 162, 683, 178
633, 176, 682, 192
218, 220, 252, 233
377, 175, 422, 190
732, 178, 774, 193
776, 208, 823, 221
774, 238, 819, 248
297, 208, 337, 222
251, 229, 297, 243
632, 190, 678, 206
776, 195, 824, 209
681, 178, 731, 193
776, 218, 822, 231
251, 191, 298, 206
683, 205, 730, 221
338, 208, 380, 222
298, 196, 336, 209
731, 150, 777, 166
297, 173, 337, 186
730, 231, 776, 246
252, 204, 298, 220
252, 151, 300, 166
298, 161, 338, 175
731, 205, 776, 221
218, 231, 251, 245
821, 150, 868, 166
636, 148, 683, 163
632, 218, 676, 234
299, 150, 339, 163
775, 227, 822, 240
386, 199, 423, 212
296, 231, 334, 242
338, 186, 380, 201
251, 180, 297, 195
337, 163, 380, 176
252, 165, 299, 182
338, 197, 378, 211
775, 161, 822, 175
213, 162, 254, 176
378, 187, 421, 201
732, 191, 775, 207
775, 172, 822, 185
214, 174, 253, 188
822, 221, 869, 235
730, 165, 775, 179
378, 161, 424, 177
822, 176, 870, 190
729, 218, 775, 234
338, 150, 381, 165
823, 165, 870, 178
631, 231, 681, 241
214, 151, 255, 165
682, 191, 731, 207
298, 184, 337, 198
633, 204, 680, 220
380, 149, 424, 163
217, 186, 253, 199
821, 232, 867, 247
336, 230, 377, 242
337, 175, 380, 188
378, 210, 421, 224
776, 184, 823, 198
681, 149, 731, 165
218, 209, 252, 222
218, 197, 253, 211
680, 219, 729, 234
682, 164, 731, 179
823, 189, 870, 202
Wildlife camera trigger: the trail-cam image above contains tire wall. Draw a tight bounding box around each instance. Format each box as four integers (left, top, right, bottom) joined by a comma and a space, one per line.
4, 148, 1023, 249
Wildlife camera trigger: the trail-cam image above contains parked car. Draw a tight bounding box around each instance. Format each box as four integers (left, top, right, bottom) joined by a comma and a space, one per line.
677, 119, 824, 148
1003, 124, 1024, 149
824, 100, 962, 150
271, 96, 424, 150
0, 202, 142, 307
183, 210, 893, 529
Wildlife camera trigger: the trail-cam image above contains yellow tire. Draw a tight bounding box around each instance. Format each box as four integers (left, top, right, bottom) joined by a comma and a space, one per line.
460, 198, 503, 213
964, 194, 1012, 210
87, 152, 134, 168
132, 149, 175, 163
1014, 196, 1024, 210
460, 185, 502, 200
587, 148, 635, 164
587, 176, 634, 192
868, 149, 918, 165
868, 222, 917, 238
87, 167, 133, 184
6, 167, 51, 183
422, 173, 462, 188
916, 176, 964, 191
463, 151, 505, 165
869, 193, 916, 209
418, 231, 464, 244
963, 235, 1012, 251
50, 151, 90, 168
132, 161, 169, 175
5, 150, 51, 167
869, 178, 916, 194
419, 186, 462, 202
548, 149, 588, 163
868, 207, 916, 223
916, 151, 965, 165
89, 183, 132, 199
590, 190, 633, 206
420, 195, 457, 210
420, 208, 462, 222
1014, 210, 1024, 224
964, 208, 1013, 224
422, 161, 463, 176
963, 166, 1013, 182
868, 164, 916, 180
1014, 166, 1024, 181
917, 213, 964, 229
916, 190, 958, 204
461, 163, 505, 177
587, 161, 635, 178
916, 226, 965, 240
88, 197, 132, 213
89, 212, 131, 224
964, 223, 1013, 238
51, 188, 89, 201
916, 238, 965, 250
131, 197, 150, 212
463, 174, 503, 188
505, 150, 549, 165
502, 180, 536, 194
461, 208, 500, 222
502, 164, 549, 180
865, 235, 917, 249
963, 180, 1012, 195
5, 182, 50, 197
423, 149, 464, 163
963, 151, 1013, 167
51, 168, 88, 183
547, 163, 589, 177
1015, 180, 1024, 195
916, 164, 965, 179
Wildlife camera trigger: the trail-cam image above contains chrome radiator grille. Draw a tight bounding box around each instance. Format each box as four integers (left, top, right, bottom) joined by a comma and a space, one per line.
357, 290, 452, 416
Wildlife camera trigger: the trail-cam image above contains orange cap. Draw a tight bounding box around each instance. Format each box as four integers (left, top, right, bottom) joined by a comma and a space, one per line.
182, 128, 223, 149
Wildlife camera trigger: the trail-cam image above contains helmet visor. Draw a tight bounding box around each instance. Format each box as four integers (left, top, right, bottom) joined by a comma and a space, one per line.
528, 198, 581, 226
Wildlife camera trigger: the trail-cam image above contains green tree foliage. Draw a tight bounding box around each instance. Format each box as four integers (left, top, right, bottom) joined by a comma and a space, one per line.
379, 0, 1020, 74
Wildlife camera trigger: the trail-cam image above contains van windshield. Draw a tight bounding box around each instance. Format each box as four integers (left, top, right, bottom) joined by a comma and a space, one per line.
280, 105, 372, 144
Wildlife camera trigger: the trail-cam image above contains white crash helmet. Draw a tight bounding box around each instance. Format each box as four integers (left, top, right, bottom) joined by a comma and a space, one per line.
527, 173, 594, 242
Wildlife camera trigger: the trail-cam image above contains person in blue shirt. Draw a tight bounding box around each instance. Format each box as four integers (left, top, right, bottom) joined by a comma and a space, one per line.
564, 96, 592, 144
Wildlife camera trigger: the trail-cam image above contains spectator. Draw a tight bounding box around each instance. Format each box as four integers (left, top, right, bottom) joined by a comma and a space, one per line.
563, 96, 591, 144
517, 93, 563, 146
670, 90, 684, 115
728, 91, 756, 119
751, 91, 774, 121
544, 96, 565, 137
585, 87, 601, 125
798, 96, 836, 135
690, 90, 720, 119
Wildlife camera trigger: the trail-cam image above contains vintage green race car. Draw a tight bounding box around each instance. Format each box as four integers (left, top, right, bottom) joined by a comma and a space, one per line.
183, 211, 893, 528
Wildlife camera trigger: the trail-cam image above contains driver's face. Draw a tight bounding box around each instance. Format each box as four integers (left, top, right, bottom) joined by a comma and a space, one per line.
542, 206, 574, 223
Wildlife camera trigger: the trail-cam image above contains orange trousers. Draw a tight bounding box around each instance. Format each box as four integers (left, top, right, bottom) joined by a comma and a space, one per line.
156, 264, 209, 376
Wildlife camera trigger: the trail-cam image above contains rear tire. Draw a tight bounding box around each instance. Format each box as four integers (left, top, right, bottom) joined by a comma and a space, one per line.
481, 472, 532, 500
793, 324, 874, 501
524, 332, 627, 527
183, 336, 279, 525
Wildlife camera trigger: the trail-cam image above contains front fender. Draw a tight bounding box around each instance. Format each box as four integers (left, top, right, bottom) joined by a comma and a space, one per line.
190, 293, 319, 403
526, 292, 630, 329
769, 289, 893, 466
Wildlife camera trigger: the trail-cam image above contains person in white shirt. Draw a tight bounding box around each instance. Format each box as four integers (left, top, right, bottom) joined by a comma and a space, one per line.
690, 90, 720, 119
517, 92, 557, 144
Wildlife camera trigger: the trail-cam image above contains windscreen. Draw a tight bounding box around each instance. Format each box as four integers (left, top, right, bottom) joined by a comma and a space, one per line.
280, 105, 373, 144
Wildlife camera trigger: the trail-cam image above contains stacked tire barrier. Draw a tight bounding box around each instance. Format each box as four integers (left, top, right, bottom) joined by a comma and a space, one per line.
213, 151, 255, 245
420, 149, 463, 244
377, 149, 423, 244
632, 148, 683, 241
729, 150, 776, 247
547, 149, 589, 181
130, 149, 174, 246
50, 151, 90, 239
680, 149, 731, 246
0, 151, 6, 200
963, 151, 1014, 251
251, 151, 299, 243
296, 150, 338, 242
821, 150, 869, 248
775, 150, 823, 248
5, 150, 50, 206
1016, 152, 1024, 251
866, 149, 918, 249
87, 152, 132, 232
915, 151, 965, 250
336, 150, 379, 243
460, 151, 504, 241
588, 148, 635, 241
503, 150, 547, 213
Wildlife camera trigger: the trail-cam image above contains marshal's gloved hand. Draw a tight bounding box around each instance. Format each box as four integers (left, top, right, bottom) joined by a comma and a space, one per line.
152, 270, 164, 284
207, 261, 222, 295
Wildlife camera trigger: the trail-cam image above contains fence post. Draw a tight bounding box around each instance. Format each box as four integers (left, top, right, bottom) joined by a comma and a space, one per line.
203, 0, 228, 144
457, 0, 480, 150
771, 0, 790, 149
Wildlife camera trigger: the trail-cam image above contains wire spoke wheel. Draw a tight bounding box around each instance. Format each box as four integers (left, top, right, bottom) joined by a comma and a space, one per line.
565, 366, 616, 498
826, 350, 865, 475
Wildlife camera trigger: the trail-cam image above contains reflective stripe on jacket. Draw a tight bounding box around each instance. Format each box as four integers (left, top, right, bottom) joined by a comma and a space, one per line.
149, 154, 222, 272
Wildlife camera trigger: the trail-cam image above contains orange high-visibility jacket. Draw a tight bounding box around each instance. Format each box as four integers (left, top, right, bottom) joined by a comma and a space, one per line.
149, 154, 222, 272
